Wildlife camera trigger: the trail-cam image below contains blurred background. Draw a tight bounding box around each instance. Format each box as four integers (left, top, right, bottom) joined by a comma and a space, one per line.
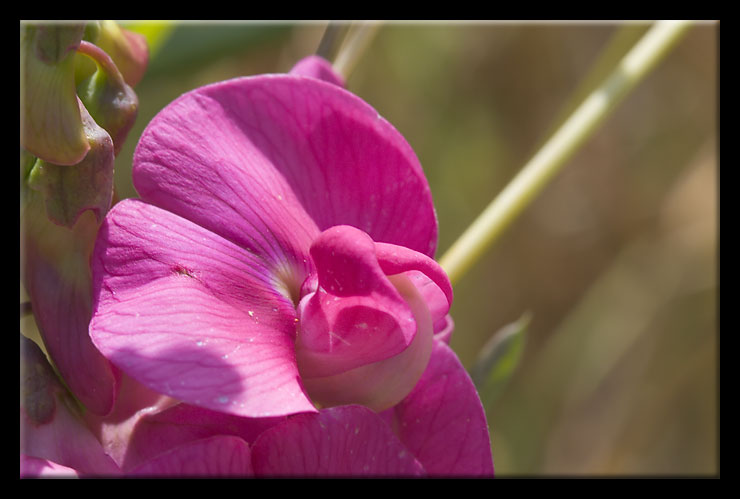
114, 21, 718, 476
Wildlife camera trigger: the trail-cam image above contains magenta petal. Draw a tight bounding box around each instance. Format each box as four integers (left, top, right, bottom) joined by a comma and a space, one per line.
376, 242, 453, 308
130, 436, 253, 477
20, 394, 121, 477
118, 402, 286, 472
133, 74, 438, 265
289, 55, 345, 87
391, 341, 494, 476
20, 455, 79, 478
252, 406, 424, 476
300, 272, 434, 412
83, 373, 177, 470
406, 270, 454, 339
296, 226, 416, 378
90, 199, 315, 417
433, 314, 455, 344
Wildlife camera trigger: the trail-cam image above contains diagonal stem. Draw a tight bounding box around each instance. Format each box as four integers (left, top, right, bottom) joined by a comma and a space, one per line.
439, 21, 692, 285
332, 21, 381, 81
316, 21, 351, 62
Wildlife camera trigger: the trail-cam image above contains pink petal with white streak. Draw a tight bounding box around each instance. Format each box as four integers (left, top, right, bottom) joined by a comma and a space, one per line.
20, 455, 79, 478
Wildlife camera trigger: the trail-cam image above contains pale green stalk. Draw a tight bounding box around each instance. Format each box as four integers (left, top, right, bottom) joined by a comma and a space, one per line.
316, 22, 351, 61
332, 22, 381, 80
439, 21, 692, 285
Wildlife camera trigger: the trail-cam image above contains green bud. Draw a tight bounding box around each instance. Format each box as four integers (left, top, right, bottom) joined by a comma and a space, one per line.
76, 41, 138, 155
93, 20, 149, 87
26, 101, 114, 228
20, 22, 89, 166
83, 20, 102, 44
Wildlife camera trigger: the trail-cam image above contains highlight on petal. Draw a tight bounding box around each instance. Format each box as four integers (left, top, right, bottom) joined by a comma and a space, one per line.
289, 55, 345, 87
90, 199, 316, 418
388, 341, 495, 477
129, 436, 253, 477
132, 73, 438, 268
251, 405, 424, 477
20, 455, 79, 478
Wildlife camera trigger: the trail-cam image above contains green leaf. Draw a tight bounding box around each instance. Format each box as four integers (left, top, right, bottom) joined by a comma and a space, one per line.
470, 311, 530, 408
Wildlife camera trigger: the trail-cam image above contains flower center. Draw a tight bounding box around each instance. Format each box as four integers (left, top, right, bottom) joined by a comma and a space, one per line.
293, 225, 452, 412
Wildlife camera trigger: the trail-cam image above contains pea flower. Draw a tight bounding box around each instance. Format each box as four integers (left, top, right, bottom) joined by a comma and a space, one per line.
88, 56, 493, 476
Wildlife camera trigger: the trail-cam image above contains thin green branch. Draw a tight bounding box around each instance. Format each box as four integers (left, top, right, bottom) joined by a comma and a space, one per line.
316, 22, 351, 62
439, 21, 692, 285
332, 21, 381, 81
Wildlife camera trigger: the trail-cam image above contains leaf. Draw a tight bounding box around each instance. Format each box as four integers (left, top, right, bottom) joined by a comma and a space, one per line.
470, 311, 530, 408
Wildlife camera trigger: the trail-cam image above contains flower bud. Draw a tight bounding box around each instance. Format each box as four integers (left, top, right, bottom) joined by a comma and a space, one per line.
26, 99, 114, 227
84, 20, 148, 87
20, 23, 89, 165
76, 41, 138, 156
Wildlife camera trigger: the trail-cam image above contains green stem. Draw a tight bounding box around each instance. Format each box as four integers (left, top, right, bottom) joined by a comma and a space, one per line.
316, 22, 351, 62
439, 20, 692, 285
332, 22, 381, 81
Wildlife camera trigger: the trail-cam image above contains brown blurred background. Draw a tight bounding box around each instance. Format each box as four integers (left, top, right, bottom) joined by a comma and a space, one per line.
114, 21, 718, 476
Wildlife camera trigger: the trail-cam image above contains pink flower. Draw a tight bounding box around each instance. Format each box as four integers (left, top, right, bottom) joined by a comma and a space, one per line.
87, 56, 493, 476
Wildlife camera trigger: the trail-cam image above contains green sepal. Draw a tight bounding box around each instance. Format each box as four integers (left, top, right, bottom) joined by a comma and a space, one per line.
26, 102, 114, 228
20, 23, 89, 166
470, 311, 530, 408
76, 41, 138, 155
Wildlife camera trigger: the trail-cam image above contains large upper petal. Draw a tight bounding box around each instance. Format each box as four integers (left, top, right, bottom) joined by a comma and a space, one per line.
132, 73, 439, 282
89, 199, 316, 417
